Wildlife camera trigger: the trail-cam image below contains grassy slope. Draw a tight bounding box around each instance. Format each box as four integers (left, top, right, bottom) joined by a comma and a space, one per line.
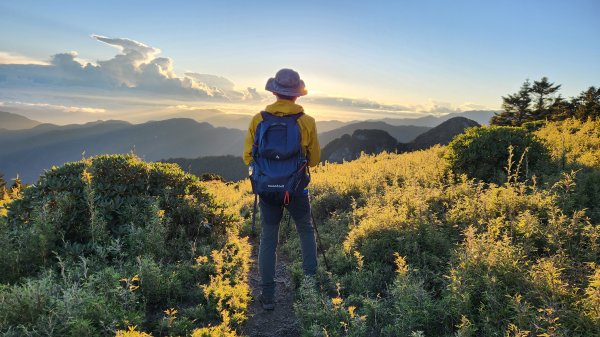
208, 118, 600, 336
1, 119, 598, 336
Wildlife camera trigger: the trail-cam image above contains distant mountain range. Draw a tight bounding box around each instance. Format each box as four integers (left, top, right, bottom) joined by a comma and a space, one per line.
321, 117, 481, 163
137, 108, 497, 131
0, 110, 489, 183
376, 110, 495, 127
0, 111, 42, 130
318, 121, 430, 146
0, 118, 246, 183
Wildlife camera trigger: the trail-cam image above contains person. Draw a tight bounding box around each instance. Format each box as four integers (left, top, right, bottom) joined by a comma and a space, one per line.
243, 68, 321, 310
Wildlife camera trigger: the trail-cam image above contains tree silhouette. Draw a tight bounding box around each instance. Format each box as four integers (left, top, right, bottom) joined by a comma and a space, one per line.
490, 77, 600, 126
574, 86, 600, 120
548, 95, 574, 121
530, 77, 561, 120
491, 80, 532, 126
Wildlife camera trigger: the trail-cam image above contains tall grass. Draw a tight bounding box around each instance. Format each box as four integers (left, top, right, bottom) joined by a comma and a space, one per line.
213, 119, 600, 336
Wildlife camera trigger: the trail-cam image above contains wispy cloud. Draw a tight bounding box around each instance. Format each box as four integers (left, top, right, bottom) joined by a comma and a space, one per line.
306, 96, 493, 117
307, 96, 416, 113
0, 51, 49, 65
2, 101, 106, 114
417, 100, 492, 115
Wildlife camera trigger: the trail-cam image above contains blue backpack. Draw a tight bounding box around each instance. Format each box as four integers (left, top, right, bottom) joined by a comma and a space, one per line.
250, 111, 310, 204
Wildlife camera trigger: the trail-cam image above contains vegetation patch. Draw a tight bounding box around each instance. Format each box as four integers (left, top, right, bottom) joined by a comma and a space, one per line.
0, 154, 250, 336
444, 126, 552, 184
212, 119, 600, 336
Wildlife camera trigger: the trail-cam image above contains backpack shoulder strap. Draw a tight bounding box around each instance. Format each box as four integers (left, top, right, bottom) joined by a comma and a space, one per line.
260, 111, 304, 121
260, 111, 277, 121
290, 111, 305, 121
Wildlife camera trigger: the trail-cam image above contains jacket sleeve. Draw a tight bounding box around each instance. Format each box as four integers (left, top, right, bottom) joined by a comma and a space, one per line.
306, 117, 321, 167
243, 115, 260, 165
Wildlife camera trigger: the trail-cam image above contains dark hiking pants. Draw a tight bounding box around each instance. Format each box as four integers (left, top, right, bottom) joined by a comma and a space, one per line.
258, 192, 317, 300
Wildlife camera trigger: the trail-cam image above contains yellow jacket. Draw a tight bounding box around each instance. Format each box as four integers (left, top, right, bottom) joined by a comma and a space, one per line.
243, 99, 321, 167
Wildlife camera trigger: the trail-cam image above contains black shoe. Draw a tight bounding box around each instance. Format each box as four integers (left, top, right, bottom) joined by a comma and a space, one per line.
258, 294, 275, 310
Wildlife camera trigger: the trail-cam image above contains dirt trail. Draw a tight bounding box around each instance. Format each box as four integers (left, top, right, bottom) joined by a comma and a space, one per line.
241, 236, 301, 337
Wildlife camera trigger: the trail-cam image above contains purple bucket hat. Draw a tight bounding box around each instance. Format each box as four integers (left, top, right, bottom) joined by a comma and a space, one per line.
265, 68, 307, 97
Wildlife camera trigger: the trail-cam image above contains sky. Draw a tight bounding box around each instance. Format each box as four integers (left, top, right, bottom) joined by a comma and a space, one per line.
0, 0, 599, 124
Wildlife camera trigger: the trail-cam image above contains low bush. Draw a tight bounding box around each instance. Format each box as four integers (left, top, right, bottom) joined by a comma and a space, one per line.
0, 154, 250, 336
444, 126, 552, 184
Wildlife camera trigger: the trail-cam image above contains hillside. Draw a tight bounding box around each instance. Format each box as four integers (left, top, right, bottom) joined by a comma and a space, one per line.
0, 112, 420, 183
321, 129, 398, 163
203, 118, 600, 336
0, 111, 486, 183
319, 121, 430, 146
402, 116, 480, 151
0, 155, 250, 336
162, 155, 247, 181
0, 118, 246, 183
321, 117, 479, 162
1, 119, 599, 336
0, 110, 41, 130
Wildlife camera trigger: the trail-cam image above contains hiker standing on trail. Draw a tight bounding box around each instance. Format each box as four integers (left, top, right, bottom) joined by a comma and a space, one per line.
243, 68, 321, 310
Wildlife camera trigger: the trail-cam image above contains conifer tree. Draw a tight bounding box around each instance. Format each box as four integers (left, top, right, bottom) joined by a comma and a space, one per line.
574, 86, 600, 120
530, 77, 561, 120
548, 95, 575, 121
491, 80, 532, 126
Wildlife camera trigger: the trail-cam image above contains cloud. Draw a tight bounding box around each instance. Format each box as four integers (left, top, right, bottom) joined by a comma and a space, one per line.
0, 36, 493, 123
303, 96, 495, 120
307, 96, 419, 115
185, 73, 235, 91
243, 87, 263, 101
2, 101, 106, 114
416, 100, 487, 115
92, 35, 159, 64
0, 35, 262, 101
185, 72, 266, 101
0, 51, 49, 65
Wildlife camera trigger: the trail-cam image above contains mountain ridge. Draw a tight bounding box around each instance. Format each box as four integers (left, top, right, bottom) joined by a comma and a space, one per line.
403, 116, 480, 151
0, 118, 246, 183
321, 116, 480, 163
0, 111, 487, 183
0, 110, 42, 130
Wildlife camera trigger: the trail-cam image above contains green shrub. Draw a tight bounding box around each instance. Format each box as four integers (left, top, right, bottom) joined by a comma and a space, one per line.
535, 119, 600, 222
3, 154, 226, 282
535, 118, 600, 169
380, 256, 451, 336
446, 227, 531, 335
444, 126, 552, 184
283, 148, 599, 336
0, 154, 250, 336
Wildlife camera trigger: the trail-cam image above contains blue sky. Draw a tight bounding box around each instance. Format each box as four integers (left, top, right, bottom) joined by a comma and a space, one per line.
0, 0, 598, 124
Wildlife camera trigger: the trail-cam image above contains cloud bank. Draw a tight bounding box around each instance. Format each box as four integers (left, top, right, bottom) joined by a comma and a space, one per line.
0, 35, 495, 123
305, 96, 491, 117
0, 35, 261, 101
